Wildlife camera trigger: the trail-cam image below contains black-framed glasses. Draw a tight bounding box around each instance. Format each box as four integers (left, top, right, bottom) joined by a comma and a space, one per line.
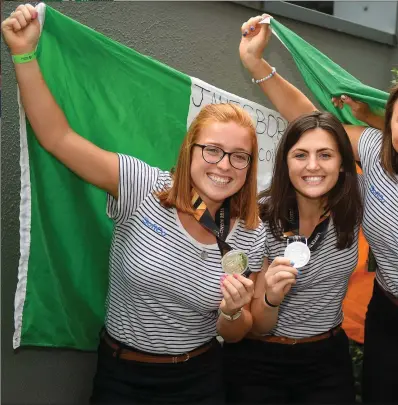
193, 144, 251, 170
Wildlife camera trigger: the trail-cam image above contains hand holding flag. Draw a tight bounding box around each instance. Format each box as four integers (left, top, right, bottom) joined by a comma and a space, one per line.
1, 4, 40, 55
239, 14, 272, 72
332, 95, 385, 130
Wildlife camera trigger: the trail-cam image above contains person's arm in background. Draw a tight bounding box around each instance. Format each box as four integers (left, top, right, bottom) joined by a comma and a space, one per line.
332, 95, 385, 161
2, 4, 119, 197
239, 14, 385, 162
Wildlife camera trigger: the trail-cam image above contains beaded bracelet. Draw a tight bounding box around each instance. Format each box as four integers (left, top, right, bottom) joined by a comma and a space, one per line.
252, 67, 276, 84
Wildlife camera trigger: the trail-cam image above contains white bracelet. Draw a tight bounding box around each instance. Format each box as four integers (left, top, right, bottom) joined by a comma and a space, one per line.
252, 67, 276, 84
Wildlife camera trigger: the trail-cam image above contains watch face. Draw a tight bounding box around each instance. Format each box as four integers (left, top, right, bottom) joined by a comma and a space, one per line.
218, 308, 242, 321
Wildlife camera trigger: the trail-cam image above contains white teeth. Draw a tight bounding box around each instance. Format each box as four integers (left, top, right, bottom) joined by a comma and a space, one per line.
208, 174, 231, 185
303, 176, 324, 183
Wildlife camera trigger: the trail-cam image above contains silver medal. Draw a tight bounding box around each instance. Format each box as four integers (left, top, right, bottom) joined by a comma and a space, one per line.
284, 241, 311, 269
221, 250, 249, 275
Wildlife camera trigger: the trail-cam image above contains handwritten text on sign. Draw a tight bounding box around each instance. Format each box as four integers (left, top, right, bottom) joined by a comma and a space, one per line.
187, 77, 287, 191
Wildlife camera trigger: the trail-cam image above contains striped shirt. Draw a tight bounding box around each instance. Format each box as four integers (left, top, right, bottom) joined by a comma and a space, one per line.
263, 219, 359, 338
105, 154, 266, 354
358, 127, 398, 297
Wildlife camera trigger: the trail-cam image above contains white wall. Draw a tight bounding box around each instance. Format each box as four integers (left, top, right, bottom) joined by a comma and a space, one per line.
334, 1, 397, 34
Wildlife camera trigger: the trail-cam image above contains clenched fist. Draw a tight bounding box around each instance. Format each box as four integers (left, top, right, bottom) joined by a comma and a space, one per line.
2, 4, 40, 55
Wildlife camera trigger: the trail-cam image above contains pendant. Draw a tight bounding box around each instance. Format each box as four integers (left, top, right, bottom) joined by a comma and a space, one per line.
200, 250, 208, 260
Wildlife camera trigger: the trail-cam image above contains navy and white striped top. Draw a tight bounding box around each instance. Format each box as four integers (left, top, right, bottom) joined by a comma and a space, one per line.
105, 154, 266, 354
358, 127, 398, 297
263, 219, 359, 338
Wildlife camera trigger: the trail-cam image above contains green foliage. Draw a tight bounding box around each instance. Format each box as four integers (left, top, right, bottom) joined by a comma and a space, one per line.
349, 339, 364, 403
392, 68, 398, 86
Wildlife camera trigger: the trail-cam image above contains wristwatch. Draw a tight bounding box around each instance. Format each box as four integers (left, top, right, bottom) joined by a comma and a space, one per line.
218, 308, 242, 321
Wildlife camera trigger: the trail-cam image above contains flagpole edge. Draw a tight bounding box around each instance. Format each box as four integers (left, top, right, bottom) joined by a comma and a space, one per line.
13, 84, 32, 349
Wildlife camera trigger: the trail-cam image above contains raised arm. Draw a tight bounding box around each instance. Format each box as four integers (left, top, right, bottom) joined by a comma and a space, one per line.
2, 4, 119, 198
239, 14, 385, 163
239, 14, 316, 122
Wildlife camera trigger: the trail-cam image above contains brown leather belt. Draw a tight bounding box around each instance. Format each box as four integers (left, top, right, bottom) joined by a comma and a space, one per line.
103, 332, 214, 363
248, 325, 342, 345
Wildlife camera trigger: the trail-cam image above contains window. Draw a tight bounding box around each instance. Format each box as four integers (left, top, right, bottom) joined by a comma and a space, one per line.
287, 1, 397, 35
235, 1, 397, 46
287, 2, 334, 15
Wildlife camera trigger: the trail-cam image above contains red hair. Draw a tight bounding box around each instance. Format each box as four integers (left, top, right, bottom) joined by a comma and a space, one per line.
157, 103, 259, 229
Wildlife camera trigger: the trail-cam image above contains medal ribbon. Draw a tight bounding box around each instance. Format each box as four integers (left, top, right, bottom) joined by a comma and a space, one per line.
283, 205, 331, 252
191, 191, 251, 277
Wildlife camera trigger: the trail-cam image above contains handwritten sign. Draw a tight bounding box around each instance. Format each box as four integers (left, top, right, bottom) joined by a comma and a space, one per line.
188, 77, 287, 191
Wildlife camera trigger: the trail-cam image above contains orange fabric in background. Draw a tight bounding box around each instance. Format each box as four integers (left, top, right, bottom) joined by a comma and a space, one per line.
342, 165, 375, 344
342, 229, 375, 343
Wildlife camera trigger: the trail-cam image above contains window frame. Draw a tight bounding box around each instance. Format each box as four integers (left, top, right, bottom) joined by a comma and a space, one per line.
235, 1, 397, 46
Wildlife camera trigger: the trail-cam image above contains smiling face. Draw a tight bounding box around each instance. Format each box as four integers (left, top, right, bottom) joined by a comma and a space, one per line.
190, 121, 252, 212
287, 127, 342, 201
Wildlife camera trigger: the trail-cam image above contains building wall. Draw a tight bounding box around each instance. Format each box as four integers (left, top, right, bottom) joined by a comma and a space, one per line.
334, 1, 397, 35
2, 2, 395, 404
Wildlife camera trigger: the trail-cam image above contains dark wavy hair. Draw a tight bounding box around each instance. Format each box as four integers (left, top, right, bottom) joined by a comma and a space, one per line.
381, 85, 398, 180
259, 111, 363, 249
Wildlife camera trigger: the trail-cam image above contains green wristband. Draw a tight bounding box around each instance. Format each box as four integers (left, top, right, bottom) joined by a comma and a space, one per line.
12, 51, 37, 64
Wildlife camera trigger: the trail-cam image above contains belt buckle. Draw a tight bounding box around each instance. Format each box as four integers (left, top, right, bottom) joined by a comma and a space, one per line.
291, 338, 297, 345
172, 353, 190, 363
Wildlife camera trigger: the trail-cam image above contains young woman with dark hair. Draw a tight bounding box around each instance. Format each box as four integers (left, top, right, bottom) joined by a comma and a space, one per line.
224, 110, 363, 403
221, 16, 378, 405
226, 13, 397, 405
260, 111, 362, 251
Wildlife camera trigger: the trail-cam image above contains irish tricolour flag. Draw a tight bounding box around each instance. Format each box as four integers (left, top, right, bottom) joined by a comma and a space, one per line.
14, 3, 285, 350
16, 3, 388, 351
